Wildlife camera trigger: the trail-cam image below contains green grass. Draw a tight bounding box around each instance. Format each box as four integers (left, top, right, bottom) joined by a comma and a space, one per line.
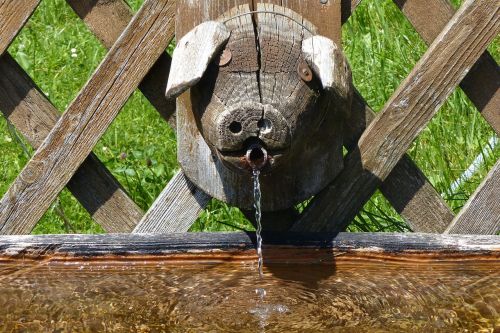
0, 0, 498, 234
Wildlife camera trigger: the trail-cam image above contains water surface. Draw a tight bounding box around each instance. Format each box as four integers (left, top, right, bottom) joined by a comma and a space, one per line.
0, 259, 498, 332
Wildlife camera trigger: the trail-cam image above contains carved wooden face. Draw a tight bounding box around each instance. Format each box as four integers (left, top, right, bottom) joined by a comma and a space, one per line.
166, 4, 352, 211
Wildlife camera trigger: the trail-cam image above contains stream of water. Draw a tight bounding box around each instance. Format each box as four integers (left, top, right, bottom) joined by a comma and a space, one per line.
252, 169, 263, 278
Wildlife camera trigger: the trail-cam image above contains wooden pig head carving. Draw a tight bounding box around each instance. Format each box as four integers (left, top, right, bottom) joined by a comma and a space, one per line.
167, 3, 352, 211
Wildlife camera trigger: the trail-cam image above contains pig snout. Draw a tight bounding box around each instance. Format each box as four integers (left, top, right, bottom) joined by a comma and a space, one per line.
215, 103, 291, 153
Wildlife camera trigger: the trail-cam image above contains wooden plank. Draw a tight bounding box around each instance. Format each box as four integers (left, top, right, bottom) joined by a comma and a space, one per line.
0, 232, 498, 259
67, 0, 211, 231
445, 160, 500, 235
0, 0, 176, 235
344, 91, 454, 233
394, 0, 500, 134
133, 171, 211, 233
292, 0, 500, 233
0, 55, 143, 233
66, 0, 176, 127
0, 0, 40, 55
258, 0, 342, 44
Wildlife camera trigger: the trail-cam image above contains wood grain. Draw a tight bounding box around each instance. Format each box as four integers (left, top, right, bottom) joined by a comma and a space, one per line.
0, 54, 143, 233
393, 0, 499, 134
0, 0, 40, 55
66, 0, 176, 127
0, 0, 176, 235
257, 0, 342, 44
445, 160, 500, 235
133, 171, 211, 233
292, 0, 499, 233
0, 232, 498, 260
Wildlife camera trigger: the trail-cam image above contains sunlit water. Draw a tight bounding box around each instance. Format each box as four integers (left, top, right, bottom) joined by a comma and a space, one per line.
0, 260, 498, 332
252, 169, 263, 278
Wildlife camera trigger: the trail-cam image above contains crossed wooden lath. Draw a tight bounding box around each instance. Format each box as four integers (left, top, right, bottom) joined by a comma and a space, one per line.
0, 0, 498, 236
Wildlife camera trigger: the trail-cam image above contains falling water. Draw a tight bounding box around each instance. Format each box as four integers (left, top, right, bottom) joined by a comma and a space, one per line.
252, 169, 263, 278
251, 168, 290, 331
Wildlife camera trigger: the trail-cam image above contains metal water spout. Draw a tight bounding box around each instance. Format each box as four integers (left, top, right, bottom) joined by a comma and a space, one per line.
245, 144, 268, 171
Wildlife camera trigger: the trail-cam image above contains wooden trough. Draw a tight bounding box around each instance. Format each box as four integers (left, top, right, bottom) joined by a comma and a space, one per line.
0, 232, 498, 264
0, 232, 498, 331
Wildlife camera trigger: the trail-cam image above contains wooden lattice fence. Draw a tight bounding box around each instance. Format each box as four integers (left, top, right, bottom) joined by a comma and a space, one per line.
0, 0, 498, 236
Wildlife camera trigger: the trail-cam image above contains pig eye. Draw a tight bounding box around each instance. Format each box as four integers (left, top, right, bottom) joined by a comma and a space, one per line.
229, 121, 242, 134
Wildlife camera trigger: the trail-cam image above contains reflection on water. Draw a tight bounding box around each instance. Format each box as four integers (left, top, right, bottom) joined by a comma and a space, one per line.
0, 260, 498, 332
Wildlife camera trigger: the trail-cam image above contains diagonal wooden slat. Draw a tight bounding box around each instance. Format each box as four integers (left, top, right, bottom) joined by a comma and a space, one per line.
0, 0, 40, 55
292, 0, 499, 233
65, 0, 210, 233
345, 91, 454, 232
65, 0, 176, 127
0, 54, 143, 233
133, 171, 211, 233
0, 0, 176, 235
394, 0, 499, 134
444, 160, 500, 235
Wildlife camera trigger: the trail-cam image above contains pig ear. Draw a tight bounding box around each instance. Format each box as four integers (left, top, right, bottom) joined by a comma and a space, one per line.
302, 36, 352, 104
165, 21, 230, 100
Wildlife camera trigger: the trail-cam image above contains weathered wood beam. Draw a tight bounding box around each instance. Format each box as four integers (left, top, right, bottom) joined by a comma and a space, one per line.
133, 171, 211, 233
0, 232, 498, 259
0, 54, 144, 233
65, 0, 176, 127
0, 1, 144, 233
344, 91, 454, 232
292, 0, 499, 233
65, 0, 210, 233
394, 0, 499, 134
445, 160, 500, 235
0, 0, 41, 55
0, 0, 176, 235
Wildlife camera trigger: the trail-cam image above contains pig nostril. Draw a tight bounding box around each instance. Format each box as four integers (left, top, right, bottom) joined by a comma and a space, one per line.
229, 121, 242, 134
257, 119, 272, 134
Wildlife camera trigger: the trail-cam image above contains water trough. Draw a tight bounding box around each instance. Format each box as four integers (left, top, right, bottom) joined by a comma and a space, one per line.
0, 233, 498, 331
